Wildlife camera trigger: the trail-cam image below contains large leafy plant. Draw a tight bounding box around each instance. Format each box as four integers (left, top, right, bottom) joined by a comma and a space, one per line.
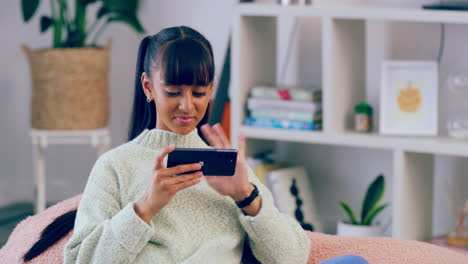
21, 0, 145, 48
339, 174, 389, 226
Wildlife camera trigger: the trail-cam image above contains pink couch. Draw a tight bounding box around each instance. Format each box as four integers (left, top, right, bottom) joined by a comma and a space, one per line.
1, 195, 467, 264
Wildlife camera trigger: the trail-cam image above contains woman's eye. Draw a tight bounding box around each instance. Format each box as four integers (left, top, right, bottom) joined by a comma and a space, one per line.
165, 92, 180, 97
193, 92, 206, 97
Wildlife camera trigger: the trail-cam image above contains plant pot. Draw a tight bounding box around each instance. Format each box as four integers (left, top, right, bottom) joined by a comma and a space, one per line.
337, 221, 383, 237
22, 43, 110, 130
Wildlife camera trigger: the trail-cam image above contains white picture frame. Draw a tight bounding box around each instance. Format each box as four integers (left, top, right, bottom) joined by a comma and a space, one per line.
380, 60, 438, 136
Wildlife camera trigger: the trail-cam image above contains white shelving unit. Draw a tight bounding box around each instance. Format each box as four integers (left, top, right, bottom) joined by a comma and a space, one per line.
230, 3, 468, 241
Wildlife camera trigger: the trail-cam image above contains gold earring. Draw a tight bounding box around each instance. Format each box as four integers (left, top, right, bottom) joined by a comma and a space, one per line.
146, 96, 152, 103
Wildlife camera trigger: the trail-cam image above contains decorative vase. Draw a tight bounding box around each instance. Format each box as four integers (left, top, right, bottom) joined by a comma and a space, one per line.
22, 43, 110, 130
337, 221, 383, 237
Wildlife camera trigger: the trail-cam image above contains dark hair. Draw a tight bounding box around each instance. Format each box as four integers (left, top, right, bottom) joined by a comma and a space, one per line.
23, 209, 77, 262
128, 26, 215, 141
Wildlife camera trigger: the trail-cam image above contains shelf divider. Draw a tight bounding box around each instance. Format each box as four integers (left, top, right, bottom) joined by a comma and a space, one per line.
325, 18, 366, 133
231, 15, 277, 148
392, 150, 434, 240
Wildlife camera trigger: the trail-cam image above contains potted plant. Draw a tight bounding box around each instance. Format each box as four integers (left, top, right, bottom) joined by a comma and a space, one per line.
337, 174, 389, 237
21, 0, 145, 130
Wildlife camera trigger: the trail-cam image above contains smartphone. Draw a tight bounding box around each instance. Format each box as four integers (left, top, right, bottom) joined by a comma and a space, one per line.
167, 148, 237, 176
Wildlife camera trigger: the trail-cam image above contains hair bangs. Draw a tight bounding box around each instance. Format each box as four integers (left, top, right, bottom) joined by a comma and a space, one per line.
158, 38, 214, 87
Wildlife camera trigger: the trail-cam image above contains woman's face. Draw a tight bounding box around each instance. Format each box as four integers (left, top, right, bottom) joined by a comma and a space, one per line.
142, 70, 213, 135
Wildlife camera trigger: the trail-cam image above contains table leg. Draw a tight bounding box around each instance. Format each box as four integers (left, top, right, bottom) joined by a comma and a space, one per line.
32, 143, 46, 213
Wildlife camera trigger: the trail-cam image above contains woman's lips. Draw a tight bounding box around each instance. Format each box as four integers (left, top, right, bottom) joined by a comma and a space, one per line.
175, 116, 194, 125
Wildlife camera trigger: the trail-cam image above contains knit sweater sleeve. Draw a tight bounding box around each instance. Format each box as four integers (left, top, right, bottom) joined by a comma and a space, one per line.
63, 153, 154, 264
238, 166, 311, 264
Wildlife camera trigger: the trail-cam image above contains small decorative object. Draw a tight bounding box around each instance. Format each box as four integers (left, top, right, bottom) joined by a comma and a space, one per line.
290, 179, 314, 231
446, 72, 468, 95
265, 166, 323, 232
21, 0, 144, 130
354, 101, 373, 132
337, 174, 388, 237
380, 60, 438, 136
447, 118, 468, 140
446, 200, 468, 247
445, 73, 468, 139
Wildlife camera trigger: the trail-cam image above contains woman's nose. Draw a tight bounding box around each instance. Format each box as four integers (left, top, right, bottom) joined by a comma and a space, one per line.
178, 94, 195, 112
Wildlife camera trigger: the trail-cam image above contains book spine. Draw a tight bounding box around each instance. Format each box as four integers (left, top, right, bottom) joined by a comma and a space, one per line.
247, 98, 321, 112
250, 109, 315, 122
250, 86, 321, 102
244, 117, 321, 130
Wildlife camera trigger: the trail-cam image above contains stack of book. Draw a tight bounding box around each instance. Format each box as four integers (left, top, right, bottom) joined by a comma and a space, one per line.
243, 86, 322, 131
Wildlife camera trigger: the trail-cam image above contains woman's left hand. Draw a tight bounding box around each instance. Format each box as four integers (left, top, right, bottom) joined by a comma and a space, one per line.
200, 123, 253, 202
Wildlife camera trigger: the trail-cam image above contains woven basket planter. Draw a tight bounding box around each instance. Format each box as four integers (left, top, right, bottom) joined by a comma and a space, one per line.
22, 44, 110, 130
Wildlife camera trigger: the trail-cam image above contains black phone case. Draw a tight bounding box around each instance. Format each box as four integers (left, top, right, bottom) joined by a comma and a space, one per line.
167, 148, 238, 176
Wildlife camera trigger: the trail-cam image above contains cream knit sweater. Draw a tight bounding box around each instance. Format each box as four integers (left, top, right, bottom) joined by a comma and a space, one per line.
63, 128, 310, 264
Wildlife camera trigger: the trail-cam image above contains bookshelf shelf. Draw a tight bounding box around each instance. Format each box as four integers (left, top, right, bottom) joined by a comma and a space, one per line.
237, 3, 468, 24
231, 3, 468, 241
242, 126, 468, 157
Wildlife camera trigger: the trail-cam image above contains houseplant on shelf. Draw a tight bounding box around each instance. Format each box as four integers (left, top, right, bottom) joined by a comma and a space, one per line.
21, 0, 145, 130
337, 174, 389, 237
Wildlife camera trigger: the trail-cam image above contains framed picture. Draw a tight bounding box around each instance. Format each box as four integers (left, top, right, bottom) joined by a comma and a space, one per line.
380, 60, 438, 135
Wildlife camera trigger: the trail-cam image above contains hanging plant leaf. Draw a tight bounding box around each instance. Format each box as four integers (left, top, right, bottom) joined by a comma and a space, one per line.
40, 16, 54, 33
21, 0, 40, 22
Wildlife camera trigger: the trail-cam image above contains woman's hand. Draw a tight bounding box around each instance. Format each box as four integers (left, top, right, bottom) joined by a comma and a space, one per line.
134, 145, 203, 223
200, 124, 254, 202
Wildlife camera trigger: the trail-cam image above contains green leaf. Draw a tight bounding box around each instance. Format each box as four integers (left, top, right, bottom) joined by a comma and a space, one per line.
21, 0, 40, 22
361, 174, 385, 224
102, 0, 138, 13
97, 7, 111, 19
339, 201, 359, 225
362, 204, 389, 226
107, 14, 145, 33
63, 29, 86, 48
79, 0, 98, 5
40, 16, 54, 33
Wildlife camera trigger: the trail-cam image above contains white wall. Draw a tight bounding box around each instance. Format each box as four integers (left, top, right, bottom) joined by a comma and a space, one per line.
1, 0, 467, 238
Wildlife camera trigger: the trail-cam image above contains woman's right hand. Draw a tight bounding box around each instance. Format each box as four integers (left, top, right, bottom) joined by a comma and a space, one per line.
134, 145, 203, 224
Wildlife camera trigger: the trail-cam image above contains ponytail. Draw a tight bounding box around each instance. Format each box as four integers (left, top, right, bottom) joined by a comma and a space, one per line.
128, 36, 155, 141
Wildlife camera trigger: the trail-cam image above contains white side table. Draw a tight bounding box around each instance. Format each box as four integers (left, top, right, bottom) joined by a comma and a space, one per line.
30, 128, 111, 213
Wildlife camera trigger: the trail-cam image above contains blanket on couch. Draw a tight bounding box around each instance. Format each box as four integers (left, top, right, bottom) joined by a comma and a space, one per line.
0, 195, 466, 264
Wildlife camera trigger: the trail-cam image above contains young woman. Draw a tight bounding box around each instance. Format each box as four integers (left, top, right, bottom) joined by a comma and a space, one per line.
62, 26, 311, 264
24, 26, 368, 264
